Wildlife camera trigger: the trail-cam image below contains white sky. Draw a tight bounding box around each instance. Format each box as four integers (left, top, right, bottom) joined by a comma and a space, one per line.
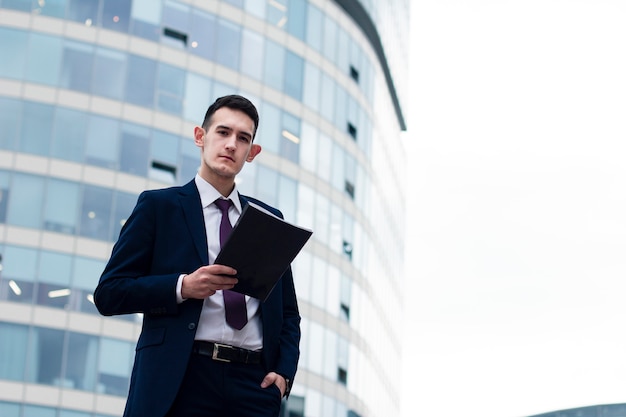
402, 1, 626, 416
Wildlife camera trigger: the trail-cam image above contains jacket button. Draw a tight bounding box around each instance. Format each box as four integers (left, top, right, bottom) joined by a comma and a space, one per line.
188, 323, 196, 330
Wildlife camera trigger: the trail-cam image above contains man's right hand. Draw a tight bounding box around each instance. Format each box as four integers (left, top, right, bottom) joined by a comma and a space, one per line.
181, 265, 238, 299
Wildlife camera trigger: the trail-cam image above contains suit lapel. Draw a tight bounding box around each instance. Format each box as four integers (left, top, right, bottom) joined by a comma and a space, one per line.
179, 180, 209, 265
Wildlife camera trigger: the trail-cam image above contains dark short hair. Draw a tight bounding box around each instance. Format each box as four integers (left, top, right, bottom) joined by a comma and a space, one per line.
202, 95, 259, 139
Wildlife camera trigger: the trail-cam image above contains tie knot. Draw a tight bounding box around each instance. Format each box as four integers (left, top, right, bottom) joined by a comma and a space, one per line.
214, 198, 232, 214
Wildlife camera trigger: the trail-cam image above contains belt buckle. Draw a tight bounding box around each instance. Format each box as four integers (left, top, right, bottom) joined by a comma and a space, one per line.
212, 343, 232, 362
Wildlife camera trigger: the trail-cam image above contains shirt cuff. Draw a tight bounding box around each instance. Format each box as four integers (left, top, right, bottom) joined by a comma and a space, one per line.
176, 274, 187, 304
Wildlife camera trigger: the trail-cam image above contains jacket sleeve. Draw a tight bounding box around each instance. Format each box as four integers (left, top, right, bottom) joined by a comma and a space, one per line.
94, 190, 181, 317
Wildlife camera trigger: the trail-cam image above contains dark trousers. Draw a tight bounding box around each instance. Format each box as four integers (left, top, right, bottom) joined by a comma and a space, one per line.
166, 352, 283, 417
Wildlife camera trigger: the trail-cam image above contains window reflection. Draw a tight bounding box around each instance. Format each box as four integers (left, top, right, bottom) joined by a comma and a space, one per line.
79, 185, 113, 241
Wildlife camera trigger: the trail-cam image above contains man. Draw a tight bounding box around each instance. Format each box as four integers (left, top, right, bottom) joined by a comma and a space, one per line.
94, 95, 301, 417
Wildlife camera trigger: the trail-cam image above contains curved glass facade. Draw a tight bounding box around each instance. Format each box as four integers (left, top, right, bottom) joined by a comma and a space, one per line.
0, 1, 408, 416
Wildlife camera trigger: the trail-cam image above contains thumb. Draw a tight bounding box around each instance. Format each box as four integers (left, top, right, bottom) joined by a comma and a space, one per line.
260, 372, 277, 388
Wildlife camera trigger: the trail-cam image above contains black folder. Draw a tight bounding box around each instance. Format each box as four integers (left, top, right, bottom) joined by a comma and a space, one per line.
214, 202, 313, 301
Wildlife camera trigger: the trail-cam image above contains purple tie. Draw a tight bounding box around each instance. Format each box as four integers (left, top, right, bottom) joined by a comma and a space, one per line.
214, 198, 248, 330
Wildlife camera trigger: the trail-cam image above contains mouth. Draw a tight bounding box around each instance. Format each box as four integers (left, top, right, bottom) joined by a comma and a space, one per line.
219, 155, 235, 163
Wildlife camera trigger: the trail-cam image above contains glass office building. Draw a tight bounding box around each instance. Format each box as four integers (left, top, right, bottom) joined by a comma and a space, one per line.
528, 403, 626, 417
0, 0, 408, 416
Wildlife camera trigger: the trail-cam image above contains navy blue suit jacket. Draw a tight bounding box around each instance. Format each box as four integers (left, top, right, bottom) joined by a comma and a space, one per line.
94, 180, 301, 417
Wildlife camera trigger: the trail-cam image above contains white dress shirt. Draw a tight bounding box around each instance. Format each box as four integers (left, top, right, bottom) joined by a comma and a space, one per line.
176, 174, 263, 351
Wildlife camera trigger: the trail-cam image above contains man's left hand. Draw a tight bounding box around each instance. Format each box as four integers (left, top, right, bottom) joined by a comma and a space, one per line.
260, 372, 286, 397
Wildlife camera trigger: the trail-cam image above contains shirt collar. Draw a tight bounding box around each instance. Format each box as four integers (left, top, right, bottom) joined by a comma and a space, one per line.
194, 174, 242, 214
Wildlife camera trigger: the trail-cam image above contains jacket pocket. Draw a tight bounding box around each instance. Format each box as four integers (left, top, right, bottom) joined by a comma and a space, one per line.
136, 327, 165, 351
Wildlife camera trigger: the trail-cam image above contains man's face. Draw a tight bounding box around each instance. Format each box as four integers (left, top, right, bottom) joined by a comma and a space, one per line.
194, 107, 261, 184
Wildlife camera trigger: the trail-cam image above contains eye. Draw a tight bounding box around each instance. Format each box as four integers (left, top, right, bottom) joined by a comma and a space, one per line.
238, 135, 251, 143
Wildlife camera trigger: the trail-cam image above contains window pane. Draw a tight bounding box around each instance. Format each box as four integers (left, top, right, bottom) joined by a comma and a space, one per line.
38, 0, 66, 18
130, 0, 161, 40
240, 29, 263, 81
255, 165, 278, 207
60, 40, 94, 93
302, 62, 320, 112
180, 138, 199, 182
125, 55, 157, 107
0, 28, 28, 80
322, 15, 338, 63
98, 338, 133, 396
102, 0, 131, 32
244, 0, 265, 19
93, 48, 126, 100
26, 33, 62, 86
67, 0, 99, 25
27, 327, 64, 385
19, 101, 53, 156
0, 171, 9, 222
66, 332, 98, 391
216, 19, 240, 70
119, 122, 149, 176
23, 405, 56, 417
319, 73, 335, 123
306, 4, 323, 52
0, 322, 28, 381
150, 131, 178, 182
7, 174, 44, 228
257, 102, 280, 154
37, 251, 72, 309
0, 401, 20, 417
286, 0, 307, 41
157, 63, 185, 114
184, 73, 212, 122
263, 41, 284, 92
85, 115, 119, 169
0, 97, 21, 151
278, 175, 297, 222
80, 185, 113, 240
280, 111, 300, 163
299, 122, 317, 172
51, 107, 87, 162
189, 10, 217, 61
112, 191, 137, 240
284, 51, 304, 100
44, 179, 79, 234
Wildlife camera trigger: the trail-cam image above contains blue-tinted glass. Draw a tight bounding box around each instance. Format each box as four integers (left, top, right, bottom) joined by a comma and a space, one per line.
7, 174, 44, 228
125, 54, 157, 107
119, 122, 149, 176
27, 326, 64, 385
80, 185, 113, 240
284, 51, 304, 100
184, 73, 212, 123
0, 171, 9, 222
150, 131, 179, 182
212, 80, 235, 100
256, 165, 278, 207
267, 0, 286, 28
278, 175, 297, 221
0, 322, 28, 381
162, 1, 190, 48
302, 62, 320, 112
223, 0, 243, 8
51, 107, 87, 162
85, 115, 119, 169
59, 410, 92, 417
319, 73, 335, 122
2, 245, 38, 282
44, 179, 79, 234
306, 4, 323, 52
331, 143, 345, 190
299, 122, 317, 172
60, 40, 94, 93
130, 0, 161, 40
240, 29, 263, 81
23, 405, 56, 417
180, 138, 199, 182
112, 191, 137, 240
157, 63, 185, 114
263, 40, 284, 92
102, 0, 131, 32
66, 332, 98, 391
257, 102, 280, 154
37, 251, 72, 309
337, 28, 350, 73
26, 33, 62, 86
281, 112, 300, 163
189, 10, 217, 60
317, 133, 332, 183
244, 0, 265, 19
0, 27, 28, 79
19, 101, 53, 156
98, 338, 133, 396
67, 0, 98, 25
216, 19, 241, 70
93, 48, 126, 100
3, 0, 32, 11
73, 257, 106, 291
0, 401, 20, 417
38, 0, 66, 18
0, 97, 21, 151
334, 87, 347, 131
322, 15, 338, 63
286, 0, 307, 41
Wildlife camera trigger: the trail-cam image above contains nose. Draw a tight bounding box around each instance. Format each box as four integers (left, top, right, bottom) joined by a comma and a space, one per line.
225, 134, 237, 150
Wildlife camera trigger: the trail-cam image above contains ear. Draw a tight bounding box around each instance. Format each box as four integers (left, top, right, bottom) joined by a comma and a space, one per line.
193, 126, 205, 147
246, 144, 262, 162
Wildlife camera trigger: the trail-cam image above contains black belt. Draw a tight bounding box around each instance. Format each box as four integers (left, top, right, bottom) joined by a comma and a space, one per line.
192, 341, 261, 364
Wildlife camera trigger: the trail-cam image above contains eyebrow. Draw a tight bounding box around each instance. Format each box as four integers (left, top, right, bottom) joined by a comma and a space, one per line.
215, 124, 253, 140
